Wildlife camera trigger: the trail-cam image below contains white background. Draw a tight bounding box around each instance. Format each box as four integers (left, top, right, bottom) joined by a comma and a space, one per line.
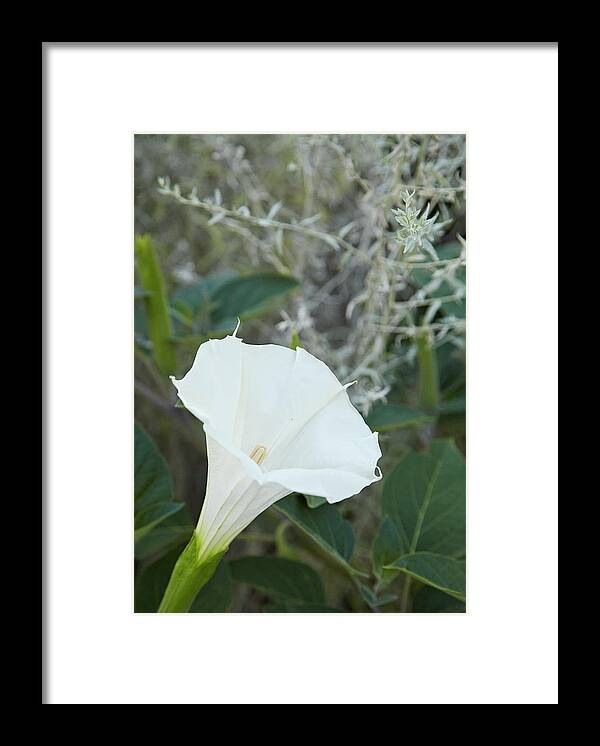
45, 43, 558, 704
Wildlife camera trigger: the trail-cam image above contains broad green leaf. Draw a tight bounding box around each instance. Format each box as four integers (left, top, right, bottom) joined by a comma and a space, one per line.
358, 584, 398, 609
134, 423, 173, 509
385, 552, 466, 601
170, 271, 236, 326
366, 403, 434, 433
264, 602, 343, 613
412, 585, 466, 613
304, 494, 327, 509
274, 493, 357, 575
134, 502, 185, 543
382, 439, 465, 558
134, 424, 192, 556
134, 234, 176, 374
135, 548, 181, 613
371, 517, 406, 583
210, 273, 299, 330
229, 556, 324, 604
135, 511, 193, 560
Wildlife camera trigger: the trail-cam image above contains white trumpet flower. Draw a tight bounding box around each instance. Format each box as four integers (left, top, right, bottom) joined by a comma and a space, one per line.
158, 327, 382, 612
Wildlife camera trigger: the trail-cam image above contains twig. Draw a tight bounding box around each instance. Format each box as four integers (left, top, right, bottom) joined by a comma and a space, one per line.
395, 184, 465, 193
370, 319, 466, 335
157, 181, 357, 255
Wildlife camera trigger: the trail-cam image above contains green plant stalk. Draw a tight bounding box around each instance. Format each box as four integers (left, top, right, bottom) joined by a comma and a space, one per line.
135, 234, 176, 376
399, 575, 412, 613
158, 532, 226, 613
416, 329, 440, 413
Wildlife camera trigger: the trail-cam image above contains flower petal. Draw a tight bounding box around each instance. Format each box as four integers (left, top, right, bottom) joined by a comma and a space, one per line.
170, 334, 242, 443
264, 384, 383, 502
197, 433, 289, 558
237, 344, 343, 457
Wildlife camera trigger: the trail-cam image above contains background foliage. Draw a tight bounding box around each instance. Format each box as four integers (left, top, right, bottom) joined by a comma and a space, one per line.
134, 134, 466, 613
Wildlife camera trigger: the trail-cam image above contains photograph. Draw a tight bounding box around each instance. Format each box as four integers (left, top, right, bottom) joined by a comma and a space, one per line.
45, 42, 557, 704
134, 133, 467, 613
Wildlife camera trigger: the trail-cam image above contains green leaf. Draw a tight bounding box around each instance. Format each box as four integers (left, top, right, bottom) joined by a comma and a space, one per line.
134, 234, 176, 374
229, 556, 325, 604
358, 584, 398, 609
436, 240, 463, 261
134, 511, 193, 560
264, 602, 343, 613
381, 439, 465, 558
366, 403, 434, 433
412, 585, 466, 613
135, 549, 181, 613
210, 272, 299, 330
170, 271, 236, 326
274, 494, 358, 575
416, 286, 465, 318
134, 424, 192, 557
134, 502, 185, 543
371, 517, 406, 583
304, 494, 327, 509
385, 552, 466, 601
411, 241, 465, 319
134, 423, 173, 509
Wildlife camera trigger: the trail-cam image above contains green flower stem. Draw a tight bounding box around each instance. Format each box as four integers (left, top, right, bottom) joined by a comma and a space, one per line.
158, 533, 226, 613
400, 576, 412, 613
416, 329, 440, 414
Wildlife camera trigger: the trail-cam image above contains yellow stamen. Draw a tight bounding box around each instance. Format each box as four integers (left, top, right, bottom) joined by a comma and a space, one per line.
249, 444, 268, 465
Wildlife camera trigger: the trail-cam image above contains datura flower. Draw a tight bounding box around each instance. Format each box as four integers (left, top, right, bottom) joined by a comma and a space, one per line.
158, 327, 382, 612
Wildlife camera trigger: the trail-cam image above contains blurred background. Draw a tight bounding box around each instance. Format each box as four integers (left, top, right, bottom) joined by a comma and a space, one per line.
134, 134, 466, 612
